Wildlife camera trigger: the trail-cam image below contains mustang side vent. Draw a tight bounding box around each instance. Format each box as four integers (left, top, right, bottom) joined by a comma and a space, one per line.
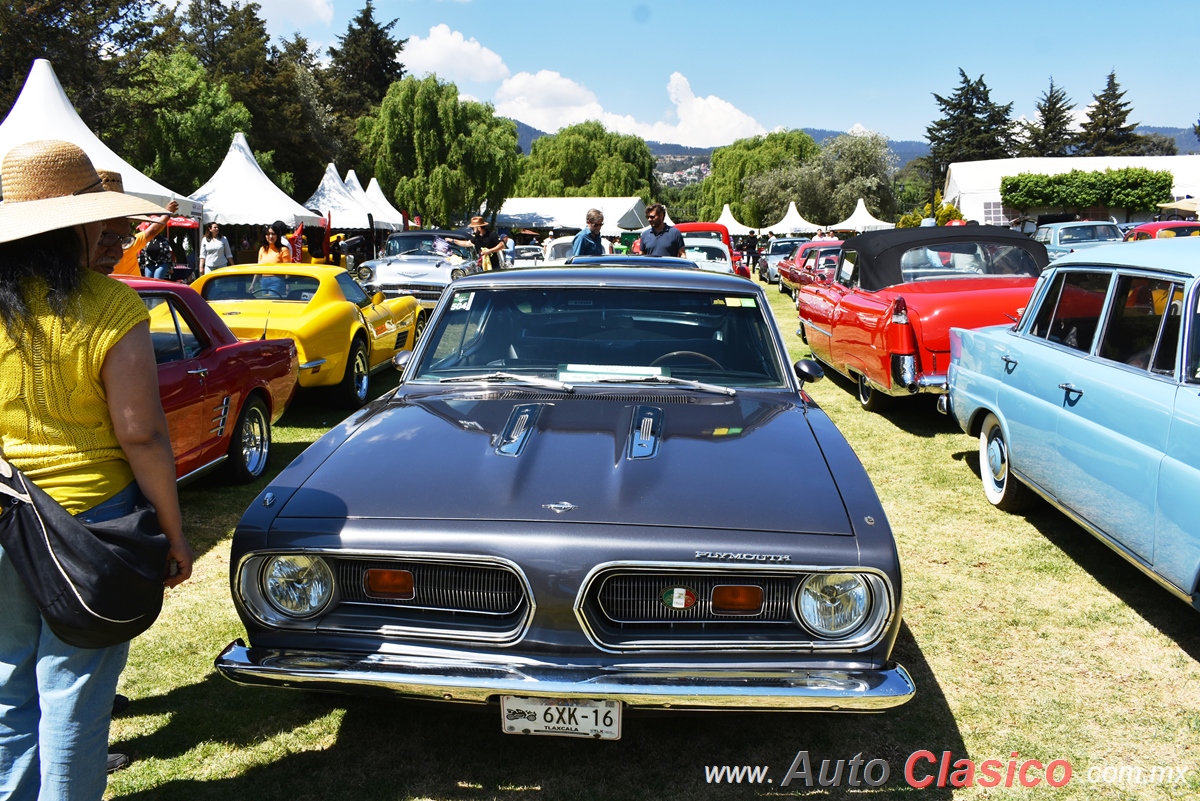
494, 404, 542, 457
210, 396, 231, 436
627, 406, 663, 460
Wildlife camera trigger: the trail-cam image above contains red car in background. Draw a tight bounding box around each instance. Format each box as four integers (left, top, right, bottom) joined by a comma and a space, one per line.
1123, 221, 1200, 241
795, 227, 1048, 411
675, 222, 750, 278
779, 240, 843, 298
115, 277, 298, 483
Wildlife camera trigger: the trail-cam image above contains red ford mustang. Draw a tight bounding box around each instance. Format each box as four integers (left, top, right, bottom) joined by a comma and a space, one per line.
115, 277, 298, 483
795, 227, 1048, 411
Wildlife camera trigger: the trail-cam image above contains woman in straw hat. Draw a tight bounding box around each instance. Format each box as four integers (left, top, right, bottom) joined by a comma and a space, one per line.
0, 140, 193, 799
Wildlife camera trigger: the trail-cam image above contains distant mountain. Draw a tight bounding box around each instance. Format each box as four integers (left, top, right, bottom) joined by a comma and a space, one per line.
1137, 126, 1200, 154
512, 119, 548, 155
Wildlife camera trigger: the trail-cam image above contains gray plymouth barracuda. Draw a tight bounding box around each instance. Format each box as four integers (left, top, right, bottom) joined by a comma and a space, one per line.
216, 267, 914, 740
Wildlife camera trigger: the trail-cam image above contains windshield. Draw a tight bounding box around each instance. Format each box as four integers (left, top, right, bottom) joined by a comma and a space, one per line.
412, 287, 786, 387
385, 234, 473, 260
684, 245, 728, 262
899, 242, 1042, 282
201, 273, 320, 302
770, 239, 805, 255
680, 230, 722, 240
1058, 224, 1122, 244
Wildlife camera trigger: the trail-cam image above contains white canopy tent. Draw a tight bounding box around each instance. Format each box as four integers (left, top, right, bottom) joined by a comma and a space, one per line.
0, 59, 198, 216
343, 170, 402, 230
493, 196, 648, 236
365, 178, 408, 227
715, 204, 755, 235
829, 199, 894, 232
763, 201, 820, 234
943, 156, 1200, 224
189, 133, 322, 227
304, 163, 381, 230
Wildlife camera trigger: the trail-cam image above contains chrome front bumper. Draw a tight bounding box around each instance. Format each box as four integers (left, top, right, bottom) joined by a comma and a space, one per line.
216, 641, 914, 711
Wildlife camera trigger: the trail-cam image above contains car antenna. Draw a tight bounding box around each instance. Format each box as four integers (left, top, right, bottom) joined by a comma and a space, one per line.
260, 310, 270, 341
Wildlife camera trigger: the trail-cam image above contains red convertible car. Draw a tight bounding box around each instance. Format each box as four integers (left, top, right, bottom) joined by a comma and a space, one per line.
115, 277, 299, 483
795, 227, 1048, 411
779, 240, 843, 298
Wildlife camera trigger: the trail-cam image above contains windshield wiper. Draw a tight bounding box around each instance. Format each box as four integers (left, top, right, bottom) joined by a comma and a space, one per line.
591, 375, 736, 396
437, 372, 575, 392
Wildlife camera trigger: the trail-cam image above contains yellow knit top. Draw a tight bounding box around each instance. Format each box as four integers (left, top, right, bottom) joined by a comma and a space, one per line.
0, 271, 149, 513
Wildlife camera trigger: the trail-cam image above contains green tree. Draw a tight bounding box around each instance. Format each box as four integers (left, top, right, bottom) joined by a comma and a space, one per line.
742, 132, 896, 226
514, 121, 656, 201
699, 130, 819, 225
657, 182, 704, 223
1019, 78, 1076, 157
326, 1, 405, 119
0, 1, 157, 135
358, 75, 519, 226
1000, 168, 1173, 218
1132, 133, 1178, 156
1075, 71, 1139, 156
896, 192, 963, 228
105, 47, 251, 193
926, 69, 1014, 184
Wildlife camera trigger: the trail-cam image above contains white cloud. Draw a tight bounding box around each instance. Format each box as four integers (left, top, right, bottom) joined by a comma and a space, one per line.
256, 0, 333, 25
405, 24, 510, 83
495, 71, 763, 147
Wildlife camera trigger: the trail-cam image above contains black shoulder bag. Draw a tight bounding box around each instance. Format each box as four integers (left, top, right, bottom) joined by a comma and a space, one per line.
0, 457, 169, 649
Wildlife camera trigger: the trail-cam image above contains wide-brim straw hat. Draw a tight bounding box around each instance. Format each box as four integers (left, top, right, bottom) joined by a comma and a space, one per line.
0, 140, 166, 244
469, 215, 488, 229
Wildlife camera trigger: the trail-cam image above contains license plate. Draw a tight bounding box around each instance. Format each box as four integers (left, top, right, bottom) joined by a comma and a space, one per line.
500, 696, 622, 740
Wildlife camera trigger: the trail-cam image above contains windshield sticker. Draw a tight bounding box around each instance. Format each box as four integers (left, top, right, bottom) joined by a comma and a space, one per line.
710, 427, 745, 437
558, 364, 665, 382
721, 296, 757, 308
450, 292, 474, 311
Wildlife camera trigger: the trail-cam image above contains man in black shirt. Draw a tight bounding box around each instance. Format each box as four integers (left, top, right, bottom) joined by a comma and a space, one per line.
449, 215, 505, 270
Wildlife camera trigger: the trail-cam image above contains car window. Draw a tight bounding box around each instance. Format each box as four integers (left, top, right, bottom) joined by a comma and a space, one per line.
142, 295, 203, 363
1097, 275, 1185, 373
415, 287, 786, 387
1159, 227, 1200, 238
1188, 289, 1200, 383
202, 274, 320, 302
899, 242, 1041, 282
335, 272, 372, 307
684, 245, 727, 262
837, 250, 858, 287
1027, 270, 1111, 353
681, 230, 722, 240
1034, 228, 1050, 244
548, 241, 573, 260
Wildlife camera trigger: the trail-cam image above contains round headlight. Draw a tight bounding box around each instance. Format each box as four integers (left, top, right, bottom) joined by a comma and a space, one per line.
798, 573, 870, 637
450, 267, 465, 280
356, 264, 373, 281
262, 555, 334, 618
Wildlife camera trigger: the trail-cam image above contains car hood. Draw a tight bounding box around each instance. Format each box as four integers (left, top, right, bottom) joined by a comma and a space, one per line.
896, 277, 1038, 353
368, 255, 457, 282
279, 392, 855, 535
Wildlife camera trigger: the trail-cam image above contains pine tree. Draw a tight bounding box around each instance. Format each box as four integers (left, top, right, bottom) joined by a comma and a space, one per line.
926, 69, 1014, 184
1019, 78, 1076, 157
1075, 71, 1139, 156
326, 1, 406, 120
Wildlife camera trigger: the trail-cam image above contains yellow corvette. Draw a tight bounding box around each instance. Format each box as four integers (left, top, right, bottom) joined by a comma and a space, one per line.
192, 265, 421, 407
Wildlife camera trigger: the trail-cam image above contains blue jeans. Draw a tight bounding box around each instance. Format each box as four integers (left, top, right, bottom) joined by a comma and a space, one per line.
0, 483, 138, 801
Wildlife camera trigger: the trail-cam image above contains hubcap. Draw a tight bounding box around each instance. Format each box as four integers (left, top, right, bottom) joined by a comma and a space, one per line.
354, 350, 369, 399
241, 407, 269, 476
987, 434, 1006, 483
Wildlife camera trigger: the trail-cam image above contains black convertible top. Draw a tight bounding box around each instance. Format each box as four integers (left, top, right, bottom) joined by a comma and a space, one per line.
840, 226, 1049, 291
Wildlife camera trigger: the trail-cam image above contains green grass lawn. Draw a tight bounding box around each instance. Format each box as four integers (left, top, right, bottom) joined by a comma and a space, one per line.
107, 285, 1200, 800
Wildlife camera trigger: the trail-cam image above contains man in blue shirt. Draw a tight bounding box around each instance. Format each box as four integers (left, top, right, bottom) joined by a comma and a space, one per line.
570, 209, 606, 257
639, 203, 685, 257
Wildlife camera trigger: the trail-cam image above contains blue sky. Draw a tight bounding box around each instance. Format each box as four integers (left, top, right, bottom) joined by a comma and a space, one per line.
257, 0, 1199, 146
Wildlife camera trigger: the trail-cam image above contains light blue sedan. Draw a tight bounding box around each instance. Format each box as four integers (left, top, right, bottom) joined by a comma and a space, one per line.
1033, 221, 1124, 262
945, 238, 1200, 611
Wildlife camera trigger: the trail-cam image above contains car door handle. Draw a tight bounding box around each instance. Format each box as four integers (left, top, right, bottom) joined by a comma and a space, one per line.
1001, 355, 1018, 367
1058, 382, 1083, 396
187, 368, 209, 376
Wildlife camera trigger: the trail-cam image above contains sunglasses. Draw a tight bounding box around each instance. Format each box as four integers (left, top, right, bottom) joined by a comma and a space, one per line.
98, 232, 135, 248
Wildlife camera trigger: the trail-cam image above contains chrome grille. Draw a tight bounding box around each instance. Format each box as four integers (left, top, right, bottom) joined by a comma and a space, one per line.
337, 559, 524, 615
597, 573, 794, 623
380, 284, 444, 303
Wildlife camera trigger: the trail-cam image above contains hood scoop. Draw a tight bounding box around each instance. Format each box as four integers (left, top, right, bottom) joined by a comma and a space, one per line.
627, 406, 663, 460
493, 404, 542, 457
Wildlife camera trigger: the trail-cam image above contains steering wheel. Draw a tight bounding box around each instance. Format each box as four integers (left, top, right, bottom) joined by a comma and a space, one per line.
650, 351, 725, 369
253, 289, 283, 299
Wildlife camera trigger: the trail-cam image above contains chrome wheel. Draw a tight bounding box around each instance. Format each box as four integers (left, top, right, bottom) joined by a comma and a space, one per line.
226, 396, 271, 483
979, 412, 1033, 512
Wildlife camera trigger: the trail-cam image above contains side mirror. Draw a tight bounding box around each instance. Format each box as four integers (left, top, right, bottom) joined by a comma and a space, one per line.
392, 350, 412, 373
793, 359, 824, 386
371, 291, 386, 306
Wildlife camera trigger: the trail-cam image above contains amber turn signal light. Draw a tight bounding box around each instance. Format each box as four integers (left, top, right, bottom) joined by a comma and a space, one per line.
365, 568, 414, 600
711, 584, 764, 615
